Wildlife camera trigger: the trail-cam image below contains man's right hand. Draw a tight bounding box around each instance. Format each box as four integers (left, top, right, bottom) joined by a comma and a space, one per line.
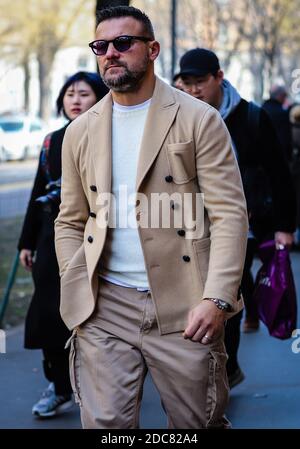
19, 249, 33, 271
182, 300, 226, 344
275, 231, 294, 249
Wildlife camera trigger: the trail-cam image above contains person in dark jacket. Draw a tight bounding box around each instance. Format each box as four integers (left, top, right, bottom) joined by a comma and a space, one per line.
18, 71, 108, 417
262, 85, 292, 161
176, 48, 296, 388
289, 104, 300, 246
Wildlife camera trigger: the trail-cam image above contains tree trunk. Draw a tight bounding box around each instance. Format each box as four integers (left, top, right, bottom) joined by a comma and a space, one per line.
252, 59, 265, 103
248, 41, 265, 103
22, 55, 30, 115
252, 62, 265, 104
37, 49, 56, 121
251, 62, 265, 103
266, 49, 276, 89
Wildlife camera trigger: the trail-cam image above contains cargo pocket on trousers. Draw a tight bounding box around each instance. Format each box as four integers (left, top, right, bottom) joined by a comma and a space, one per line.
65, 329, 82, 406
205, 350, 229, 428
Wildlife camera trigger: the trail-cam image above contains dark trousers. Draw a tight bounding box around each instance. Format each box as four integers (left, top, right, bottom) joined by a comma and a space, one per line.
42, 347, 72, 396
225, 238, 257, 375
242, 238, 258, 320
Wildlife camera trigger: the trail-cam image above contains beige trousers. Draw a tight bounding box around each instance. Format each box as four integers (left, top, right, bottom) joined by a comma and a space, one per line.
68, 279, 229, 429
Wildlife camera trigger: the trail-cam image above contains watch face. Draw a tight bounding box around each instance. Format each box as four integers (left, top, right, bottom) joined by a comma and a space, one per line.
217, 299, 229, 310
204, 298, 230, 310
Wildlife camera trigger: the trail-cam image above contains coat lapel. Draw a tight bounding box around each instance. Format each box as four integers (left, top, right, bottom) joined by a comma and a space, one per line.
136, 77, 179, 191
88, 93, 113, 195
87, 79, 179, 194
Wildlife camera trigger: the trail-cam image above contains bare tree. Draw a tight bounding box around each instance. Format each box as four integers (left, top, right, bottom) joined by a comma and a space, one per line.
34, 0, 90, 120
175, 0, 249, 75
2, 0, 300, 114
176, 0, 300, 101
1, 0, 93, 120
230, 0, 299, 100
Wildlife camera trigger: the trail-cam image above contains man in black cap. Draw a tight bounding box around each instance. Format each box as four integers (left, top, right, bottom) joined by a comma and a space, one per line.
176, 48, 296, 388
177, 48, 223, 108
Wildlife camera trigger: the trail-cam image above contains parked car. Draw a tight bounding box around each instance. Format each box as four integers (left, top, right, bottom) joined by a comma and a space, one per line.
0, 115, 47, 161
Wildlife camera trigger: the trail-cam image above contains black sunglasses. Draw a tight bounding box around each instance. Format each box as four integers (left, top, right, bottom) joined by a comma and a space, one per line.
89, 35, 152, 56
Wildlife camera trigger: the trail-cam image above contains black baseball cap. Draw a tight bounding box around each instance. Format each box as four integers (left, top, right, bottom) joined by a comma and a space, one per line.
177, 48, 220, 78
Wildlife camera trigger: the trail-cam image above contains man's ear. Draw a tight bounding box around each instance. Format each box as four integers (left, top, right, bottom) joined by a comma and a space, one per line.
217, 70, 224, 83
149, 41, 160, 61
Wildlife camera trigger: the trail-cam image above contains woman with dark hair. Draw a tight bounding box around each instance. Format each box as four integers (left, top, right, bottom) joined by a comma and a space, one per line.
18, 71, 108, 418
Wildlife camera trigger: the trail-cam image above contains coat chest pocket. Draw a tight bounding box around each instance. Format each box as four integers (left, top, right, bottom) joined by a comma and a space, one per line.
167, 140, 196, 184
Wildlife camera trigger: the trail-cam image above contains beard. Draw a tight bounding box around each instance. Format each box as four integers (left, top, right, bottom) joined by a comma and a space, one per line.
101, 55, 149, 92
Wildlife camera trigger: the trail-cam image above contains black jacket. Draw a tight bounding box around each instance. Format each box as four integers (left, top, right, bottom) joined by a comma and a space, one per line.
262, 98, 292, 161
18, 125, 70, 349
225, 99, 296, 240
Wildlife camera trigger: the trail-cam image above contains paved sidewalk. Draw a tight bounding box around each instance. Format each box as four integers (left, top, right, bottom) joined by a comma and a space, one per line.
0, 159, 37, 218
1, 253, 299, 429
0, 324, 166, 429
226, 253, 300, 428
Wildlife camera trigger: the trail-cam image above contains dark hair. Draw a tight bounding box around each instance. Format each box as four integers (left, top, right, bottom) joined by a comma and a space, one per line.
96, 6, 155, 40
56, 71, 109, 117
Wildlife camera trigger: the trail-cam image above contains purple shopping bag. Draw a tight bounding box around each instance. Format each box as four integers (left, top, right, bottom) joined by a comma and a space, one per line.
252, 240, 297, 339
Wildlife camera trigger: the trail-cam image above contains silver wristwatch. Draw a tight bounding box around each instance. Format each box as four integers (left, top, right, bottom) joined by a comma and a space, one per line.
204, 298, 231, 311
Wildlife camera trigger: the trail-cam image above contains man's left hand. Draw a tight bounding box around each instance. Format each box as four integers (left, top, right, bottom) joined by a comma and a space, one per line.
182, 300, 226, 345
275, 231, 294, 249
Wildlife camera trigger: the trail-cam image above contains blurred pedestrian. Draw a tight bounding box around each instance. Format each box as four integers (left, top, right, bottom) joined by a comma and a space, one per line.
289, 104, 300, 246
55, 6, 247, 429
177, 48, 296, 388
18, 71, 108, 418
262, 84, 292, 161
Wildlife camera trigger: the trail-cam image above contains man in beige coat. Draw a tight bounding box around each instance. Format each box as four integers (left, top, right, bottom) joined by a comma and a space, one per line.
55, 6, 248, 429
